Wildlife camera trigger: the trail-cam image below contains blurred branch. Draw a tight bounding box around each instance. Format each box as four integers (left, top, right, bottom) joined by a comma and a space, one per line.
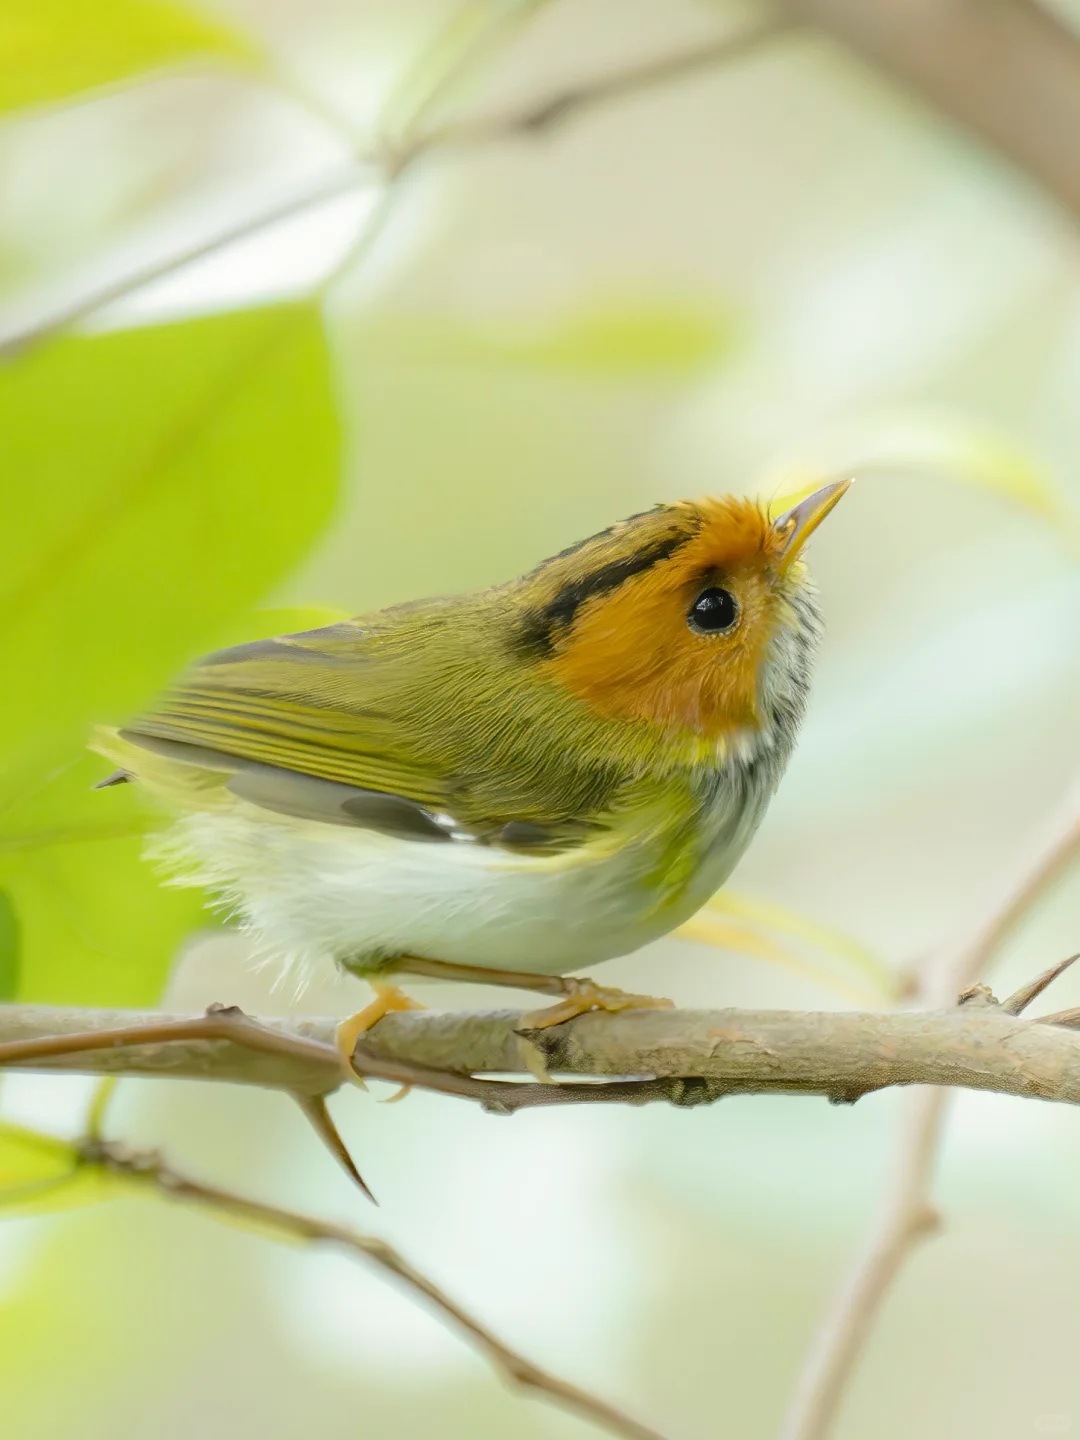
784, 0, 1080, 222
778, 777, 1080, 1440
0, 165, 375, 360
0, 164, 374, 360
12, 2, 1080, 356
83, 1139, 671, 1440
393, 14, 796, 168
0, 14, 791, 358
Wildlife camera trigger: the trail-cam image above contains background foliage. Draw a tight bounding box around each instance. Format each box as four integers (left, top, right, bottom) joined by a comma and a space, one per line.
0, 3, 1078, 1438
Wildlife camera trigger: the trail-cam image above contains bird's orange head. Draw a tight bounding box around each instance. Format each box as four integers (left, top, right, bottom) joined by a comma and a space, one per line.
511, 481, 849, 751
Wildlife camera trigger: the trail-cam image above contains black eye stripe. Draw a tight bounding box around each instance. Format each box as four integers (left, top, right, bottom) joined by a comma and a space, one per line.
688, 587, 738, 634
515, 531, 692, 657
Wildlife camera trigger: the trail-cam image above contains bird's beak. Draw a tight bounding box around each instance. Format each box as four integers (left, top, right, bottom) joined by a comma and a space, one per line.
773, 478, 852, 565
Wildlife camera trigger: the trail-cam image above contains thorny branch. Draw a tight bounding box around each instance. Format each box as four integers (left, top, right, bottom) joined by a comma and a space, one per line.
1, 952, 1079, 1440
80, 1139, 672, 1440
777, 778, 1080, 1440
6, 976, 1080, 1107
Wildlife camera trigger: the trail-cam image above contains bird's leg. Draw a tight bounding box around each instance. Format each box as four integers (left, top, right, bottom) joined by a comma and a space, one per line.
335, 980, 426, 1084
392, 956, 673, 1029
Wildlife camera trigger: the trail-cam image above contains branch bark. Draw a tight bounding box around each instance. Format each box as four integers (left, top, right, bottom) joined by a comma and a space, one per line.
783, 0, 1080, 223
4, 992, 1080, 1107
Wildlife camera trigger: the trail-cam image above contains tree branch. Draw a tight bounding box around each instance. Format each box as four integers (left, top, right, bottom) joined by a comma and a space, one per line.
778, 776, 1080, 1440
784, 0, 1080, 223
84, 1139, 671, 1440
0, 165, 377, 360
392, 15, 796, 168
4, 987, 1080, 1108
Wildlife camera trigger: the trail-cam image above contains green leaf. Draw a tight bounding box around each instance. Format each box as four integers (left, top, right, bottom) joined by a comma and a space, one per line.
0, 1120, 78, 1206
0, 617, 348, 1005
0, 0, 253, 116
0, 892, 18, 999
357, 299, 738, 378
0, 761, 210, 1005
0, 1121, 135, 1214
0, 302, 341, 797
761, 410, 1080, 544
681, 890, 897, 1005
512, 302, 737, 376
0, 302, 341, 1002
212, 605, 351, 649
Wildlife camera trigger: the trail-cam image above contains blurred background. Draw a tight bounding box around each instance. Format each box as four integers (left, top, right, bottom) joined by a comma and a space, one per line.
1, 2, 1079, 1437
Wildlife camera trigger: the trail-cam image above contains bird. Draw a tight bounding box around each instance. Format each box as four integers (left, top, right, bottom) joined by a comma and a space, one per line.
92, 480, 848, 1065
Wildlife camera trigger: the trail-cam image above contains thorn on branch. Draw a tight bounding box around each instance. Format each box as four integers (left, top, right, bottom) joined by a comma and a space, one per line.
1036, 1007, 1080, 1031
1001, 954, 1080, 1016
293, 1092, 376, 1204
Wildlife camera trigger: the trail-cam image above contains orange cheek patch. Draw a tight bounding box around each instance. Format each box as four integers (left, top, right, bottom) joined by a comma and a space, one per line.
545, 564, 775, 742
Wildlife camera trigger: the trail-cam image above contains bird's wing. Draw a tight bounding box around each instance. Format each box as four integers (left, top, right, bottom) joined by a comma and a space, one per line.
101, 617, 618, 852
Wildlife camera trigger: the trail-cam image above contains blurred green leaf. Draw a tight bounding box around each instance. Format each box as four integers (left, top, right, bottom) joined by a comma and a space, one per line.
0, 891, 18, 999
0, 617, 347, 1006
0, 302, 341, 798
761, 410, 1080, 542
0, 1120, 78, 1208
513, 302, 736, 376
0, 759, 210, 1004
0, 614, 349, 1006
0, 302, 341, 1003
357, 299, 737, 377
683, 890, 896, 1005
0, 0, 253, 116
213, 605, 351, 648
0, 1122, 135, 1214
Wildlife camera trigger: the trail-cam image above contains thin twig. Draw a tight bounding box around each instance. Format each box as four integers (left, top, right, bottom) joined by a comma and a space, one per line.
90, 1141, 673, 1440
394, 15, 796, 168
926, 783, 1080, 1006
779, 1089, 942, 1440
778, 778, 1080, 1440
0, 16, 791, 358
0, 166, 376, 359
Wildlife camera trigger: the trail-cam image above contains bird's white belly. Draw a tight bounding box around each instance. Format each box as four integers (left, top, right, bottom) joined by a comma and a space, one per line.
160, 804, 744, 988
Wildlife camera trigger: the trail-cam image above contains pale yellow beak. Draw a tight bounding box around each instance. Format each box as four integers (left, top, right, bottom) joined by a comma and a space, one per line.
773, 478, 852, 564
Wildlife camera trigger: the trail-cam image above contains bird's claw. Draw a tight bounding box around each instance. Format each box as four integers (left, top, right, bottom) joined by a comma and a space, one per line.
521, 979, 673, 1029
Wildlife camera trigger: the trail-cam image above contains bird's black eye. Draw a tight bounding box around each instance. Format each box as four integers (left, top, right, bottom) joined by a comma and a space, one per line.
688, 587, 738, 634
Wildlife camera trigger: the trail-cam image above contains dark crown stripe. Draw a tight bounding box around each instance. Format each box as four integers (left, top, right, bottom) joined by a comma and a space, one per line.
515, 529, 692, 658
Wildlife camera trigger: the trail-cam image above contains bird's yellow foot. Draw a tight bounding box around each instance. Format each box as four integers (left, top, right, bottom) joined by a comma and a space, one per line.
522, 979, 673, 1029
335, 982, 426, 1084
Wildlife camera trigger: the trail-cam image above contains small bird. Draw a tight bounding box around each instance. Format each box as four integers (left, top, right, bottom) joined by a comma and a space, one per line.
93, 481, 848, 1057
